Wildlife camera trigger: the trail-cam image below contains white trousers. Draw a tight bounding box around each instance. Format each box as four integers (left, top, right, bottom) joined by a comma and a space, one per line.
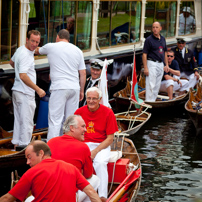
12, 91, 35, 145
174, 72, 198, 89
85, 142, 111, 198
160, 79, 189, 93
77, 175, 100, 202
146, 60, 164, 101
47, 89, 79, 141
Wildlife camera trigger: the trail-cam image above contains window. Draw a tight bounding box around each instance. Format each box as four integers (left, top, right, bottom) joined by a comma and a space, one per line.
97, 1, 141, 47
145, 2, 177, 38
0, 0, 19, 63
28, 0, 92, 50
179, 2, 195, 35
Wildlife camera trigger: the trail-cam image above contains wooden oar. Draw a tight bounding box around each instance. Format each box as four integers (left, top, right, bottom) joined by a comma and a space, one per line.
0, 131, 48, 146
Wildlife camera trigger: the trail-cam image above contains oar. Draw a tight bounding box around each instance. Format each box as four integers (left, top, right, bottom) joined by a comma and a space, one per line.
0, 131, 48, 146
107, 168, 141, 202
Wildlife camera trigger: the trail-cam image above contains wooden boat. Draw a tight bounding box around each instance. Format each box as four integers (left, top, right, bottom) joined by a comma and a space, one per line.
107, 132, 141, 201
185, 84, 202, 134
115, 109, 151, 135
114, 77, 189, 109
0, 131, 48, 171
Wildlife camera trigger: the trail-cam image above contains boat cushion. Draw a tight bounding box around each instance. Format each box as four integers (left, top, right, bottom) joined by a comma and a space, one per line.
108, 151, 122, 162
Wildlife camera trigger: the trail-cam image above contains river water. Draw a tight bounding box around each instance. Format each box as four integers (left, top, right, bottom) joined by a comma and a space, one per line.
132, 105, 202, 202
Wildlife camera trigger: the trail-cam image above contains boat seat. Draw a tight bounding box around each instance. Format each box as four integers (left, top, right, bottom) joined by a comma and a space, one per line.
109, 151, 122, 162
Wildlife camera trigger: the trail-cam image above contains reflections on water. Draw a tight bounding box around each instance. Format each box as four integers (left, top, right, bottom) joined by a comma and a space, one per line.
132, 107, 202, 201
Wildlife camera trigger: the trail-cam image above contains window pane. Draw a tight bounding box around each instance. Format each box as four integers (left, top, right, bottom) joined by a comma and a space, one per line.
179, 2, 195, 35
97, 2, 111, 47
1, 0, 19, 62
145, 2, 177, 38
76, 1, 92, 50
98, 1, 141, 48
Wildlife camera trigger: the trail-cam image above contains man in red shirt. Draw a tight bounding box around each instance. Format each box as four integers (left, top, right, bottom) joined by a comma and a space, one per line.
75, 87, 118, 202
48, 115, 100, 202
0, 140, 101, 202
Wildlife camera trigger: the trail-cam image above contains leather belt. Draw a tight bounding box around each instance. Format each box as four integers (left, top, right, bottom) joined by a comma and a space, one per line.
148, 58, 162, 63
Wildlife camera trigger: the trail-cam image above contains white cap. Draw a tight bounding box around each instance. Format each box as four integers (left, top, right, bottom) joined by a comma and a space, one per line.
183, 7, 191, 13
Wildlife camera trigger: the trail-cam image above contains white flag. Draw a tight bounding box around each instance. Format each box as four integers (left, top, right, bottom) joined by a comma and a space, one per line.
98, 59, 111, 108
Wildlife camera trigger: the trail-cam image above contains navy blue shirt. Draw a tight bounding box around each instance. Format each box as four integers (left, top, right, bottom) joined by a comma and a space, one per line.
143, 34, 167, 62
162, 59, 179, 81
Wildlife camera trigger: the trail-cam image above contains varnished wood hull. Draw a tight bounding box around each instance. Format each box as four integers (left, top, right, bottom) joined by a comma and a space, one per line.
108, 135, 141, 201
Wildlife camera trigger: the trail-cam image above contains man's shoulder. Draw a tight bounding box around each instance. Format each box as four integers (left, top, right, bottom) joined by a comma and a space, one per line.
170, 59, 179, 69
75, 105, 87, 114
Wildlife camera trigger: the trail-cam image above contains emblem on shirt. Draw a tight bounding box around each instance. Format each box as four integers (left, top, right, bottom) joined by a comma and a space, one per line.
188, 57, 191, 62
87, 121, 95, 133
159, 46, 164, 54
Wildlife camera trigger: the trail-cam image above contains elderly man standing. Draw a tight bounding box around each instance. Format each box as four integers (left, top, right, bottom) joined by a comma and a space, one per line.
75, 87, 118, 202
36, 29, 86, 140
10, 30, 46, 148
0, 140, 101, 202
172, 38, 199, 89
142, 22, 169, 102
48, 115, 100, 202
159, 50, 189, 100
80, 59, 103, 107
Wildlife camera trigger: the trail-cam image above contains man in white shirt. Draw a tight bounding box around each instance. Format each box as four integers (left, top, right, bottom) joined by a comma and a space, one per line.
36, 29, 86, 141
10, 30, 46, 148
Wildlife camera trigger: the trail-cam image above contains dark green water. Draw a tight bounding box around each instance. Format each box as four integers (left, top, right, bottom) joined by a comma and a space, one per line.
132, 105, 202, 202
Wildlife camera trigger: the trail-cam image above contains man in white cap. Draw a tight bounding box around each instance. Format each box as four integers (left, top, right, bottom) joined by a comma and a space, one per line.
79, 59, 103, 107
179, 7, 195, 35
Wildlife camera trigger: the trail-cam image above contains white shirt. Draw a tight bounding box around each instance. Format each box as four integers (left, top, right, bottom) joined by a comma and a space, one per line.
11, 45, 36, 96
39, 41, 86, 91
179, 13, 195, 35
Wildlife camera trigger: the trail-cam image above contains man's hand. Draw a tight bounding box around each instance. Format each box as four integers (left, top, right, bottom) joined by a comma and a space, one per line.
79, 91, 84, 101
36, 88, 46, 98
144, 66, 149, 76
195, 71, 200, 80
164, 65, 169, 73
91, 149, 98, 160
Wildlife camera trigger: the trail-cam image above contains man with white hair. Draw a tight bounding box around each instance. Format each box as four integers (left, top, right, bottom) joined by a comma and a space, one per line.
48, 115, 100, 202
75, 87, 118, 202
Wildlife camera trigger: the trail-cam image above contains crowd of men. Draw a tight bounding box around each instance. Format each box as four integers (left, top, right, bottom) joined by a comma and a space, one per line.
0, 12, 200, 201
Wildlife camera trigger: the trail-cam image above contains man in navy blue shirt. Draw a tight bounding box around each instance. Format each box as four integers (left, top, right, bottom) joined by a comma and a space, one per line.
159, 50, 189, 100
142, 22, 169, 101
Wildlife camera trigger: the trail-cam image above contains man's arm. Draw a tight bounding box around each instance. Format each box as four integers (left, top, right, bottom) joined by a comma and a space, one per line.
164, 52, 169, 73
91, 134, 114, 160
142, 53, 149, 76
0, 193, 16, 202
82, 184, 102, 202
20, 73, 46, 98
79, 69, 86, 101
9, 60, 14, 68
168, 68, 180, 76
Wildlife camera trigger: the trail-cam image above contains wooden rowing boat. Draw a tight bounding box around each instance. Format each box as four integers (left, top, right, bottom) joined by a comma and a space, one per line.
107, 132, 141, 201
0, 131, 48, 171
114, 78, 189, 110
185, 84, 202, 135
115, 109, 151, 135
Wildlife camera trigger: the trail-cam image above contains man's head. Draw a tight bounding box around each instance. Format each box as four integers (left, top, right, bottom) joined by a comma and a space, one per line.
63, 115, 86, 141
177, 38, 186, 50
25, 140, 51, 167
86, 87, 102, 112
26, 30, 41, 51
66, 17, 75, 33
90, 60, 103, 80
56, 29, 70, 42
167, 50, 175, 65
182, 7, 191, 18
152, 22, 162, 37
